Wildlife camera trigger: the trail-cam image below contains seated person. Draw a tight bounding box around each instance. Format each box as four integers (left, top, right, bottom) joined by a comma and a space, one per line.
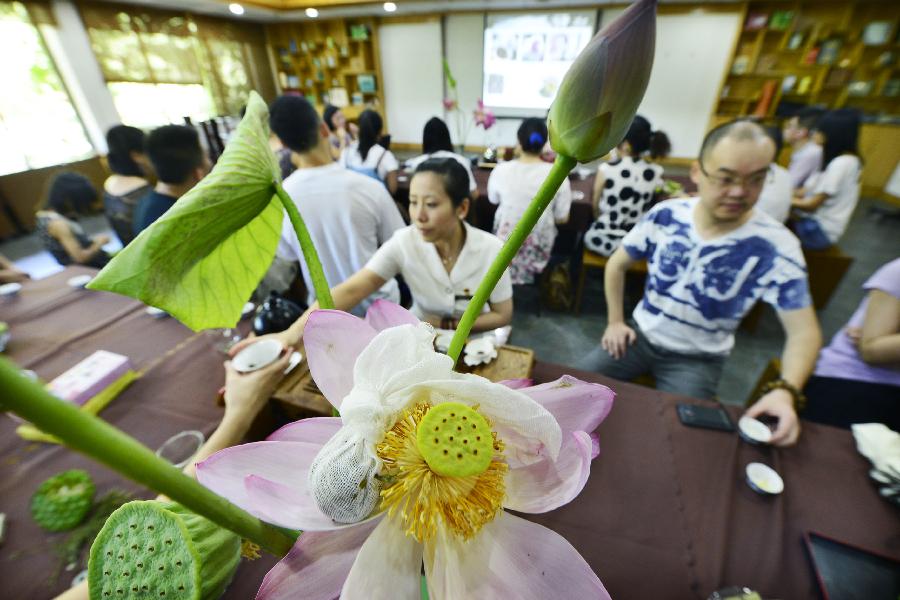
133, 125, 210, 235
488, 117, 571, 284
269, 95, 405, 315
584, 119, 821, 446
782, 107, 824, 189
339, 109, 400, 195
585, 115, 667, 257
753, 126, 793, 223
252, 158, 513, 348
103, 125, 152, 246
405, 117, 476, 193
35, 172, 110, 268
791, 110, 862, 250
802, 258, 900, 430
322, 104, 357, 161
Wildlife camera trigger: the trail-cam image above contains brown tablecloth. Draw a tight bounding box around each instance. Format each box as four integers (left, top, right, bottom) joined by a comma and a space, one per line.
2, 269, 897, 599
395, 166, 594, 236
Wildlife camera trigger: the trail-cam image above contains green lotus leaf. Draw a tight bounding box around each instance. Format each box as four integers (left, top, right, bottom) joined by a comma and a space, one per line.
87, 91, 283, 331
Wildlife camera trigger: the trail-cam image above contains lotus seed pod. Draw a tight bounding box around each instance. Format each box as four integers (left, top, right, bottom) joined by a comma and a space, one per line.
88, 500, 241, 600
308, 428, 382, 523
30, 469, 95, 532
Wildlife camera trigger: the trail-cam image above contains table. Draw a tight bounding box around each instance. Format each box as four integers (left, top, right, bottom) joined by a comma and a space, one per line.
2, 268, 897, 599
395, 166, 595, 236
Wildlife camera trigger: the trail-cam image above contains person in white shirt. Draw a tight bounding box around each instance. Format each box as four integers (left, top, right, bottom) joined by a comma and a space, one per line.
488, 117, 571, 284
405, 117, 476, 193
587, 119, 821, 447
268, 95, 405, 315
339, 109, 400, 195
754, 125, 793, 223
783, 107, 824, 189
267, 158, 513, 346
792, 110, 862, 250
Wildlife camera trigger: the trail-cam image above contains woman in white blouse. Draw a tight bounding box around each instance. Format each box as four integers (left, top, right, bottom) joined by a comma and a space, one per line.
488, 117, 572, 284
288, 158, 513, 336
339, 109, 400, 195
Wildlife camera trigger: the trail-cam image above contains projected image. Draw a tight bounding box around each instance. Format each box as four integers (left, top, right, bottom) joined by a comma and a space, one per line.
483, 12, 595, 112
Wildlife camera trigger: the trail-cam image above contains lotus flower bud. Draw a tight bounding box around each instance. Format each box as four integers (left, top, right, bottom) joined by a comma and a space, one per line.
548, 0, 657, 163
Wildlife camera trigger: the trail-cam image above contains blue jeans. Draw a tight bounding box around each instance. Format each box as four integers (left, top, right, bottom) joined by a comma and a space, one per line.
578, 323, 726, 400
794, 216, 833, 250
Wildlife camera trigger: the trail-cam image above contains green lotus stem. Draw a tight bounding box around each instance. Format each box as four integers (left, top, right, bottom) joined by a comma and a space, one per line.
275, 182, 335, 310
447, 154, 577, 362
0, 357, 297, 557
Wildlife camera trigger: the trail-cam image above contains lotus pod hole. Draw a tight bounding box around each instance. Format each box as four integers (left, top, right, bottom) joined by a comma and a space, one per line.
88, 501, 241, 600
30, 469, 95, 532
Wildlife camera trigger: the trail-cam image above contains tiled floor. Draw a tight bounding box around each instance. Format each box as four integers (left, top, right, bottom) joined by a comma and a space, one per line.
3, 193, 897, 407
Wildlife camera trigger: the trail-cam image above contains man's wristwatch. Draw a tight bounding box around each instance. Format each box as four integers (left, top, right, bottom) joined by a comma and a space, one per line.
759, 378, 807, 413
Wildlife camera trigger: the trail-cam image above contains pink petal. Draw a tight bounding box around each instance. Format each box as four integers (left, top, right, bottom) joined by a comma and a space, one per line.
503, 431, 594, 514
257, 519, 379, 600
364, 300, 419, 331
520, 375, 615, 436
340, 517, 423, 600
304, 310, 377, 409
499, 378, 533, 389
196, 440, 348, 531
267, 417, 342, 444
424, 512, 609, 600
590, 432, 600, 459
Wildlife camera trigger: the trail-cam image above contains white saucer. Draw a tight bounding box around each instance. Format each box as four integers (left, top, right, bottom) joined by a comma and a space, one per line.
67, 274, 92, 288
0, 282, 22, 296
232, 339, 283, 373
738, 416, 773, 445
145, 306, 168, 318
745, 462, 784, 495
241, 302, 256, 318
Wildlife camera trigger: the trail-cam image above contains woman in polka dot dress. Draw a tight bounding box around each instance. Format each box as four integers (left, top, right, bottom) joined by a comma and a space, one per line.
585, 115, 669, 257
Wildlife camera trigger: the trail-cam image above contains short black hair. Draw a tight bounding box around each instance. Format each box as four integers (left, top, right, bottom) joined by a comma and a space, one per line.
322, 104, 340, 132
422, 117, 453, 154
413, 158, 470, 207
145, 125, 203, 185
44, 172, 97, 217
270, 95, 321, 154
517, 117, 547, 154
815, 109, 860, 167
763, 124, 783, 156
106, 125, 146, 177
699, 119, 771, 163
794, 106, 825, 131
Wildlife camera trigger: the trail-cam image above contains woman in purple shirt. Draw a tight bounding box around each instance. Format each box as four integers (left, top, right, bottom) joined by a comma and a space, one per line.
801, 258, 900, 429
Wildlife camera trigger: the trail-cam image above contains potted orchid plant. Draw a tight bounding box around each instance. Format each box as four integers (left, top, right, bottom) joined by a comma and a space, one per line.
0, 0, 657, 597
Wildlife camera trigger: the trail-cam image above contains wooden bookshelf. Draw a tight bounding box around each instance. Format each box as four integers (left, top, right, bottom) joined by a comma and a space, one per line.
265, 17, 385, 124
715, 1, 900, 121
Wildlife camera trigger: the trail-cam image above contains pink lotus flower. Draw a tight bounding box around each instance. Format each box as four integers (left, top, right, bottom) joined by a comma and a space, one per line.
474, 99, 496, 130
197, 300, 615, 599
442, 97, 458, 111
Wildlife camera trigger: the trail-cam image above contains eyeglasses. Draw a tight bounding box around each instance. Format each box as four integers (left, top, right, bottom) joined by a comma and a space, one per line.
698, 162, 772, 190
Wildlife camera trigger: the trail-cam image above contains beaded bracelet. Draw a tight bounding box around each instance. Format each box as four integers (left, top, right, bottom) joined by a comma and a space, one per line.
759, 378, 807, 413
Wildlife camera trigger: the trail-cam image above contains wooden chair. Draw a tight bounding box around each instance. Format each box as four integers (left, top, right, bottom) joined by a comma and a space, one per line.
745, 357, 782, 407
574, 248, 647, 315
802, 246, 854, 310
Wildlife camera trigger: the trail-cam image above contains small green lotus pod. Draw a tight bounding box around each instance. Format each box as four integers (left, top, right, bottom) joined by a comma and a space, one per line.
88, 500, 241, 600
30, 469, 95, 532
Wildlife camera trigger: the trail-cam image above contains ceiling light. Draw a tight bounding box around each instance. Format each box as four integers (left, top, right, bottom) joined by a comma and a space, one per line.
305, 7, 319, 17
228, 3, 244, 15
383, 2, 397, 12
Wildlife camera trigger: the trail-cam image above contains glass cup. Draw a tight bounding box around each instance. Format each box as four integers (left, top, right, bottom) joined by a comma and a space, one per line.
156, 430, 205, 469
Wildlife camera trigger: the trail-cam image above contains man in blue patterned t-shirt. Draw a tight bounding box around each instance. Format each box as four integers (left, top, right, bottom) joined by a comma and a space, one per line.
589, 120, 822, 447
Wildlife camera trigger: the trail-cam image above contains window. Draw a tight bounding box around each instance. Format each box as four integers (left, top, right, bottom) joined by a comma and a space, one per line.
0, 2, 94, 176
80, 4, 270, 128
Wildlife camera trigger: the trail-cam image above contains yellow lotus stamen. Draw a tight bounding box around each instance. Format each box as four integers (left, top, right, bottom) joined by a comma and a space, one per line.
376, 401, 507, 542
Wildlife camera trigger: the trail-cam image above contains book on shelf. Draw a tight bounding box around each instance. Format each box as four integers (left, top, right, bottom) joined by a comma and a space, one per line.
357, 73, 377, 93
745, 12, 768, 32
796, 76, 813, 95
787, 31, 805, 51
847, 80, 873, 97
349, 24, 369, 41
769, 11, 793, 31
731, 56, 750, 75
328, 87, 349, 107
884, 79, 900, 98
803, 47, 820, 66
817, 38, 842, 66
863, 21, 892, 46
